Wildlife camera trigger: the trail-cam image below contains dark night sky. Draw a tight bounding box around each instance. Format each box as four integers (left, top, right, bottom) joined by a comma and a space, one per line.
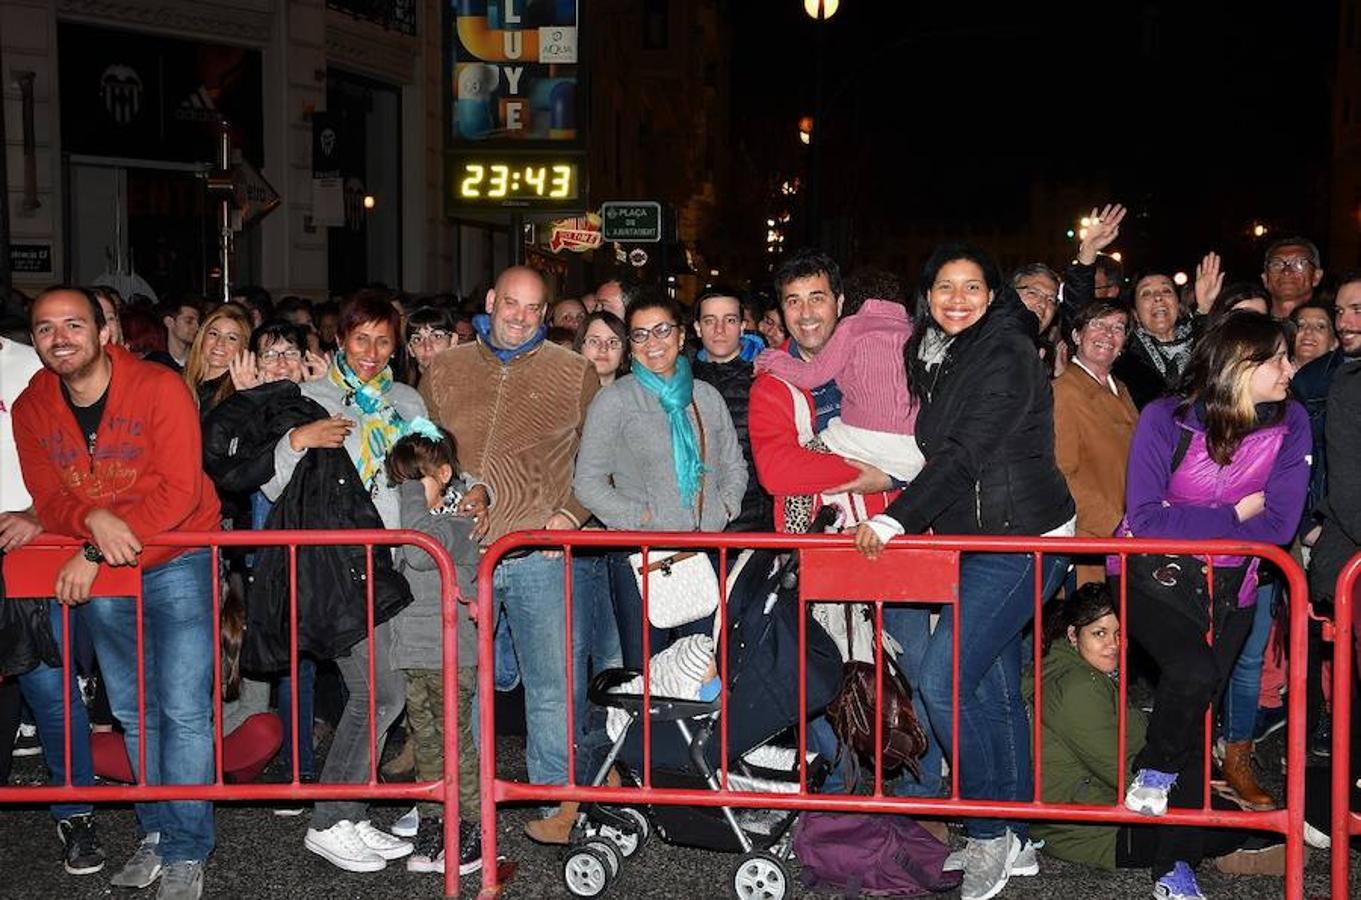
728, 1, 1338, 277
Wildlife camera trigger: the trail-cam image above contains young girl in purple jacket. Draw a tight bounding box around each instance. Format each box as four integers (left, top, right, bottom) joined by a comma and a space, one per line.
1119, 311, 1310, 900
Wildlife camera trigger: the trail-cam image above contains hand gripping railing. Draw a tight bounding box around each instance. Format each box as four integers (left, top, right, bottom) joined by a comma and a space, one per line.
0, 530, 467, 899
474, 531, 1311, 900
1330, 552, 1361, 899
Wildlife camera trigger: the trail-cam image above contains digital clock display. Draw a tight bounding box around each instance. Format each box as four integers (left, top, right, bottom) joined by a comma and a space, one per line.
447, 154, 585, 209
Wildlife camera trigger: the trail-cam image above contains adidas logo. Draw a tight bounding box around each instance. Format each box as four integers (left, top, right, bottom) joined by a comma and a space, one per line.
174, 85, 223, 123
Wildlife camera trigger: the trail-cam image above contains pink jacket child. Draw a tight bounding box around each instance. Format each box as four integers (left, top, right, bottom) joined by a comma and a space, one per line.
755, 298, 924, 482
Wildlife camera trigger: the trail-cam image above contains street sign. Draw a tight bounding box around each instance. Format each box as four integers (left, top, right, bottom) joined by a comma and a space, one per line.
233, 159, 280, 225
601, 201, 662, 243
9, 241, 53, 274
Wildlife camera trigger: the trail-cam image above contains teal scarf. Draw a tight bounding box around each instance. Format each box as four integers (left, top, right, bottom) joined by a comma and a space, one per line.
329, 351, 407, 490
631, 355, 705, 507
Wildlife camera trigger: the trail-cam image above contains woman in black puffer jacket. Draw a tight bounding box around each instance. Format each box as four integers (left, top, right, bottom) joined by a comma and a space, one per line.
855, 243, 1075, 900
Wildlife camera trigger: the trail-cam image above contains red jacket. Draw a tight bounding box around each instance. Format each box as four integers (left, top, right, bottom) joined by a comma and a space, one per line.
13, 344, 221, 568
748, 355, 898, 532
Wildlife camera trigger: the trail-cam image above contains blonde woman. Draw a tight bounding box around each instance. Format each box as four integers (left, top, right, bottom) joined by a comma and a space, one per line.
183, 303, 253, 414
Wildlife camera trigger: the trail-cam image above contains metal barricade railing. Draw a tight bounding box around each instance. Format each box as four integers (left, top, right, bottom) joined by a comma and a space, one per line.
1331, 553, 1361, 899
476, 531, 1311, 900
0, 529, 466, 899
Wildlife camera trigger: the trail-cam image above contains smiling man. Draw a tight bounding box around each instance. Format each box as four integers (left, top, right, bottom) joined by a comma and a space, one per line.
1261, 236, 1324, 320
13, 285, 221, 900
419, 265, 599, 842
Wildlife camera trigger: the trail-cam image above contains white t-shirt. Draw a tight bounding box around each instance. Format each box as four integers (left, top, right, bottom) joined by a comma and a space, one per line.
1, 337, 44, 511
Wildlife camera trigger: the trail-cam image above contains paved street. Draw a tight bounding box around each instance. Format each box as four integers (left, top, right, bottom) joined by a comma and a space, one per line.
0, 728, 1353, 899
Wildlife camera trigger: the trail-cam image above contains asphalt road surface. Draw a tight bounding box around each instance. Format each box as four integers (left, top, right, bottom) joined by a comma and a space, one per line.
0, 727, 1353, 899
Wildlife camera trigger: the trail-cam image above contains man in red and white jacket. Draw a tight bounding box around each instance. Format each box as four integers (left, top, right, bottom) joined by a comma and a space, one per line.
14, 286, 220, 899
748, 250, 943, 801
749, 251, 898, 530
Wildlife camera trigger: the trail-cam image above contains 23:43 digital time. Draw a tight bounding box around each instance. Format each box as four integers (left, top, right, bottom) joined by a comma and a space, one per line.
459, 163, 576, 199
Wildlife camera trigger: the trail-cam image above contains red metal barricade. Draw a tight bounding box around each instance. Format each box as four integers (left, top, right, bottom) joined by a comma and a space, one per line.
476, 530, 1311, 900
1330, 552, 1361, 899
0, 529, 466, 899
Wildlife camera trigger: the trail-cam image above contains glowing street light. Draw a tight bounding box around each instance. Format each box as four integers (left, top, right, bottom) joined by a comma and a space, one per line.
798, 116, 814, 145
1110, 251, 1123, 262
804, 0, 840, 19
1252, 223, 1268, 238
363, 194, 376, 210
1173, 271, 1189, 286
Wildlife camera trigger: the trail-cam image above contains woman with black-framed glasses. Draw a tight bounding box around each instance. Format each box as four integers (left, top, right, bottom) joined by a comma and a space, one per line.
402, 306, 456, 386
574, 291, 748, 668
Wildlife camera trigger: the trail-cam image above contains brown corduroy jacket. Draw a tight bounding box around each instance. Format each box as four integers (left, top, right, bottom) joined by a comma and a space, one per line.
1052, 361, 1139, 540
420, 339, 599, 544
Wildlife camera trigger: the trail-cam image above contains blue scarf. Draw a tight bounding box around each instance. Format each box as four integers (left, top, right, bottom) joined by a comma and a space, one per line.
631, 355, 706, 507
472, 313, 547, 363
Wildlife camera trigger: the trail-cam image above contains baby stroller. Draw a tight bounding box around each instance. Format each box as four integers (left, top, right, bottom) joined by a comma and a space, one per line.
560, 547, 845, 899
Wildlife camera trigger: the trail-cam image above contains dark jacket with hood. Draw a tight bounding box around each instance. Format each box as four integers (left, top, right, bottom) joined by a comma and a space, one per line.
692, 346, 774, 532
881, 288, 1075, 536
202, 380, 413, 672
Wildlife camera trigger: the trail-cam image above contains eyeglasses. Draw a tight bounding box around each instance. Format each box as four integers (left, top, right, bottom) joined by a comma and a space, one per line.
408, 330, 451, 347
1266, 257, 1314, 274
1083, 320, 1127, 336
627, 322, 678, 344
583, 336, 622, 351
1016, 285, 1057, 306
259, 348, 302, 362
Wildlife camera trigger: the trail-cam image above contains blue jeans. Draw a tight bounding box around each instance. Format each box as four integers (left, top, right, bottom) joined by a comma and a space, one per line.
884, 604, 944, 798
18, 601, 96, 820
1222, 581, 1278, 743
277, 658, 317, 778
571, 552, 623, 734
494, 553, 571, 786
914, 552, 1067, 840
80, 550, 215, 863
493, 610, 521, 691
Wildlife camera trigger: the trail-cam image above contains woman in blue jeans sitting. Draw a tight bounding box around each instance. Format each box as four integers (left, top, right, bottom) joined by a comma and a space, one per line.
855, 243, 1075, 900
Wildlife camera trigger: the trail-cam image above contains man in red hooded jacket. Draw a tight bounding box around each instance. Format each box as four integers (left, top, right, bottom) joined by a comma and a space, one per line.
14, 286, 220, 900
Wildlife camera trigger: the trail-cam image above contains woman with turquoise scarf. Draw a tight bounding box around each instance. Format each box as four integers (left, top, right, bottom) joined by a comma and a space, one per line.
575, 292, 748, 668
261, 294, 434, 873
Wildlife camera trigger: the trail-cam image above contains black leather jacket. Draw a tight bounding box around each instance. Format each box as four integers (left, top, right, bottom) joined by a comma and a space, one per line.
203, 381, 412, 672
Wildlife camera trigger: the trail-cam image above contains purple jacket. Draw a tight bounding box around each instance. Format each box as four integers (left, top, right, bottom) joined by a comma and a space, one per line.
1122, 396, 1311, 605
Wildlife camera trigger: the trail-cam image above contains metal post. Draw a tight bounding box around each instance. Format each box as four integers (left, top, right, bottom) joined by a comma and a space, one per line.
510, 212, 525, 266
218, 125, 233, 303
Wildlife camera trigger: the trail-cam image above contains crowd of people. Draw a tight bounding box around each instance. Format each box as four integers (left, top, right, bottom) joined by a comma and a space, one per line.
0, 204, 1359, 900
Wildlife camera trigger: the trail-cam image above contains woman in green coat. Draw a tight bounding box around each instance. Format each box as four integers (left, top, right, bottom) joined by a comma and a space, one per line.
1028, 584, 1284, 890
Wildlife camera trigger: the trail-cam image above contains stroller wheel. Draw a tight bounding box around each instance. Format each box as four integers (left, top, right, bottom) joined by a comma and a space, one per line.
587, 808, 649, 858
563, 845, 613, 898
731, 851, 790, 900
584, 837, 622, 877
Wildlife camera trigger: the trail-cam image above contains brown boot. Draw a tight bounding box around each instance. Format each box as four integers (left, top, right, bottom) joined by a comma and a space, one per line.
524, 801, 580, 845
1213, 842, 1288, 875
1221, 740, 1275, 810
380, 738, 416, 781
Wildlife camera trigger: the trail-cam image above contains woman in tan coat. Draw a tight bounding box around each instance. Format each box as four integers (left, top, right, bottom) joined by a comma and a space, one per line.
1053, 300, 1139, 584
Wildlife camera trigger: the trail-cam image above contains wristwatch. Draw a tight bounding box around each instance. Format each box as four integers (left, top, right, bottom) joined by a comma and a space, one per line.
82, 541, 105, 564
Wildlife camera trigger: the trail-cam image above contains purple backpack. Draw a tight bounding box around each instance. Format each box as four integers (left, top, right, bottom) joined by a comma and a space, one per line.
793, 812, 963, 897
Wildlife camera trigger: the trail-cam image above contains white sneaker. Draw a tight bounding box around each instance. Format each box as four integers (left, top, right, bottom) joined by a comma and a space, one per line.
959, 831, 1022, 900
354, 820, 414, 860
391, 806, 419, 838
943, 842, 969, 871
304, 821, 387, 873
1303, 822, 1331, 850
1010, 836, 1041, 876
1125, 768, 1177, 817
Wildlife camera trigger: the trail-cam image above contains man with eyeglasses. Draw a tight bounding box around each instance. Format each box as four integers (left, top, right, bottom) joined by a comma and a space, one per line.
418, 265, 599, 841
1261, 236, 1324, 319
691, 287, 772, 531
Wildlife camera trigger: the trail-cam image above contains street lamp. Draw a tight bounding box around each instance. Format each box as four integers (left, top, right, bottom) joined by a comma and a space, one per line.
804, 0, 840, 19
798, 116, 814, 145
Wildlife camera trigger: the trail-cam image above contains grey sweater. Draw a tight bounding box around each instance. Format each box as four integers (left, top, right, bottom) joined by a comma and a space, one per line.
574, 375, 747, 531
390, 480, 480, 670
261, 375, 427, 529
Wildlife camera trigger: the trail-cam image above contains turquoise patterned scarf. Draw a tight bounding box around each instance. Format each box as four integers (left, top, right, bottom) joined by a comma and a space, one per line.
631, 354, 705, 507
